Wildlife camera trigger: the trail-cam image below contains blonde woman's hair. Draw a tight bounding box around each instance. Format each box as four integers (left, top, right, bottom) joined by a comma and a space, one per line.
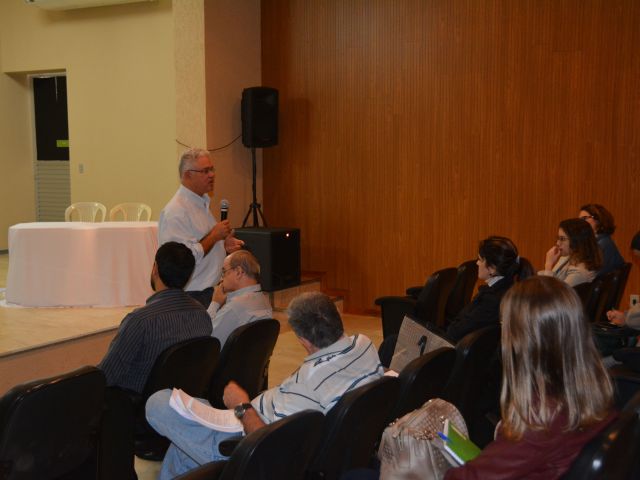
500, 276, 613, 440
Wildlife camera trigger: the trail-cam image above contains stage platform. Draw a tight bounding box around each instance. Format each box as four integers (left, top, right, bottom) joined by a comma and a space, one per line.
0, 253, 378, 395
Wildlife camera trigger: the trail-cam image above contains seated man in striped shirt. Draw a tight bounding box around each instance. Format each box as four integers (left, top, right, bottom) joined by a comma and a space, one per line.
98, 241, 212, 393
146, 291, 384, 480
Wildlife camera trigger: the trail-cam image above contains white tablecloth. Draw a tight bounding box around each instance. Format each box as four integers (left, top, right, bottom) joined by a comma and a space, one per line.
6, 222, 158, 307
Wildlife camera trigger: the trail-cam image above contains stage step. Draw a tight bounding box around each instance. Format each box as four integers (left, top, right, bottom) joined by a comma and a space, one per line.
268, 273, 344, 313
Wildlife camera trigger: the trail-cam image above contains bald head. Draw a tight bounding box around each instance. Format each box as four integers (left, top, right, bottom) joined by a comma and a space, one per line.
227, 250, 261, 281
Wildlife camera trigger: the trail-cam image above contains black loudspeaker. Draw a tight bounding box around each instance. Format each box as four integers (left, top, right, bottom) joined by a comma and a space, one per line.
241, 87, 278, 148
234, 227, 300, 292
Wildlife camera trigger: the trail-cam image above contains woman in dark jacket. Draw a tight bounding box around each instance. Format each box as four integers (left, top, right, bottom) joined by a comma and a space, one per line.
346, 277, 617, 480
579, 203, 625, 275
446, 236, 533, 343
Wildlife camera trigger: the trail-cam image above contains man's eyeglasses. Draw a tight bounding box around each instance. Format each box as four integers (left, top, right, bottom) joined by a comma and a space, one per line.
188, 167, 215, 175
579, 215, 594, 221
221, 266, 236, 276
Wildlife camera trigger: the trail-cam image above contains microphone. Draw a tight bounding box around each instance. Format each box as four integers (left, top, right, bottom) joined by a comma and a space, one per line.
220, 199, 229, 221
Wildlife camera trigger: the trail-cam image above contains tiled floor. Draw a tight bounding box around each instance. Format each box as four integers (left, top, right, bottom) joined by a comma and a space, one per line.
0, 252, 382, 479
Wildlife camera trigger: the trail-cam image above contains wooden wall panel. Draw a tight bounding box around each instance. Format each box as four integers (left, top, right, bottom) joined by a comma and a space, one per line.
261, 0, 640, 312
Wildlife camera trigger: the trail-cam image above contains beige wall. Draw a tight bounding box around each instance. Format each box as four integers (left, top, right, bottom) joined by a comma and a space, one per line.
173, 0, 263, 227
0, 0, 176, 249
0, 49, 34, 250
204, 0, 262, 227
174, 0, 207, 151
0, 0, 262, 252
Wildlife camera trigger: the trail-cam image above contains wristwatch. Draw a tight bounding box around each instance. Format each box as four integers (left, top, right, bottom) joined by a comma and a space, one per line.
234, 402, 253, 419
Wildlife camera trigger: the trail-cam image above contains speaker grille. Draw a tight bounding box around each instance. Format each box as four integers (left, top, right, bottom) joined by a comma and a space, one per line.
234, 228, 300, 292
241, 87, 279, 148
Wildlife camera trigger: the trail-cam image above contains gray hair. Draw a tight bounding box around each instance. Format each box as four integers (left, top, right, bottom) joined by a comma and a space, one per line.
178, 148, 211, 177
228, 250, 261, 282
287, 292, 344, 349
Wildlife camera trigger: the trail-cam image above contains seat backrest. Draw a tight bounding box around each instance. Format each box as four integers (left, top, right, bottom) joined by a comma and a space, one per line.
0, 366, 105, 479
574, 279, 603, 323
609, 360, 640, 410
562, 392, 640, 480
222, 410, 325, 480
142, 336, 221, 400
600, 263, 632, 315
374, 296, 418, 340
593, 266, 631, 323
64, 202, 107, 222
109, 202, 152, 221
208, 319, 280, 408
174, 411, 325, 480
415, 267, 458, 328
388, 346, 457, 422
611, 263, 632, 310
444, 260, 479, 324
573, 281, 592, 305
443, 325, 501, 423
308, 376, 400, 480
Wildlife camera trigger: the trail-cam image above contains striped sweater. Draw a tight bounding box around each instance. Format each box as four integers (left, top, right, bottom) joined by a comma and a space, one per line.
252, 334, 383, 422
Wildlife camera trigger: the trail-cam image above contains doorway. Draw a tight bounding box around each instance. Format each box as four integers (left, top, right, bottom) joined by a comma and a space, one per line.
31, 74, 71, 221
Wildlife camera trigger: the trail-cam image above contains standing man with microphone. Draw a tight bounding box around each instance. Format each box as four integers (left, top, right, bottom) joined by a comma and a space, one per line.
159, 148, 244, 308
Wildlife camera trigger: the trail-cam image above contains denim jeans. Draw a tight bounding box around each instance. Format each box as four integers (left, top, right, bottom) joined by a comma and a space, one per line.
145, 389, 240, 480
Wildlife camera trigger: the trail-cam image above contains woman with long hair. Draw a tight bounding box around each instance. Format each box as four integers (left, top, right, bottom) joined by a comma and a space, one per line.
579, 203, 625, 275
446, 236, 533, 342
445, 276, 616, 479
539, 218, 602, 286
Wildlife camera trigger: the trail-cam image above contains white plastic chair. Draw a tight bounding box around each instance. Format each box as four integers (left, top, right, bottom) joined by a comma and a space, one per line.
64, 202, 107, 222
109, 202, 152, 221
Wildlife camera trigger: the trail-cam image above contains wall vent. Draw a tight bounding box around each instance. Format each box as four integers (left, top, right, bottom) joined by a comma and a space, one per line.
24, 0, 156, 11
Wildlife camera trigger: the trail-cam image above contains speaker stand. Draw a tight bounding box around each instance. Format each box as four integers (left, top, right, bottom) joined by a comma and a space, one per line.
242, 147, 268, 227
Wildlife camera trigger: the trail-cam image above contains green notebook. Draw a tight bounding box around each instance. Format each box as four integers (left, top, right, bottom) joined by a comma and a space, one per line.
440, 419, 482, 465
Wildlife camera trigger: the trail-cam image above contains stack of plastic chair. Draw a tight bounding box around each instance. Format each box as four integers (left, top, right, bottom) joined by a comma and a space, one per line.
65, 202, 107, 222
109, 202, 152, 221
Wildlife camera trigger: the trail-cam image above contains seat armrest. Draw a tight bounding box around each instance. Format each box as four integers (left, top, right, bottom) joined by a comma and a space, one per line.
374, 296, 417, 339
107, 386, 142, 405
613, 348, 640, 373
174, 460, 227, 479
219, 435, 244, 457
